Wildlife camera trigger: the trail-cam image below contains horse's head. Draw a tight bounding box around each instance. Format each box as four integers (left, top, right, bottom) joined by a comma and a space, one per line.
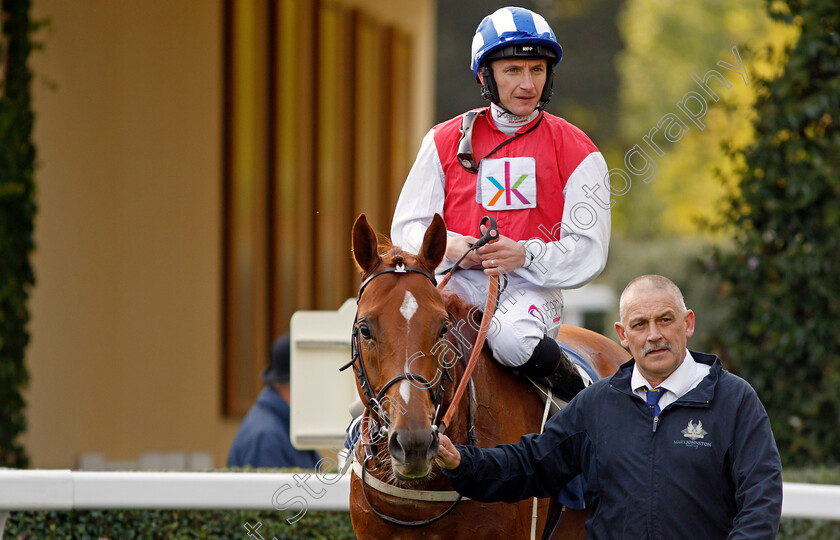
351, 213, 450, 481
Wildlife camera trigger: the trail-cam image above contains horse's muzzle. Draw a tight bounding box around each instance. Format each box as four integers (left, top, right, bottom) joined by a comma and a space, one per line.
388, 427, 439, 479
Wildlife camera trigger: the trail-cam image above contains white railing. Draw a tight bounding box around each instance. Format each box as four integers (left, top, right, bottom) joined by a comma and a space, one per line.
0, 471, 838, 536
780, 482, 840, 521
0, 470, 350, 511
0, 470, 351, 538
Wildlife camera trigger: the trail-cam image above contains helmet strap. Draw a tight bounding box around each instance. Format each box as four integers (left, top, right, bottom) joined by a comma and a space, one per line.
479, 64, 499, 104
537, 63, 555, 111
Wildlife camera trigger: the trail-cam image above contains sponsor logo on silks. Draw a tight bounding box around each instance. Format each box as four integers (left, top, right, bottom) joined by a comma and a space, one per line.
681, 420, 708, 440
528, 304, 544, 323
478, 157, 536, 211
486, 161, 531, 207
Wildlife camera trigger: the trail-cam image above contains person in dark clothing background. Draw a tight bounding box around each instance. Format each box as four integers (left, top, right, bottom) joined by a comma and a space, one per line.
227, 334, 320, 469
436, 274, 782, 538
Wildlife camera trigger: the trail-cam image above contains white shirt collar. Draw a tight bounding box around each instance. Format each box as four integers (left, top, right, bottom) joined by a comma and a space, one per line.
631, 349, 699, 397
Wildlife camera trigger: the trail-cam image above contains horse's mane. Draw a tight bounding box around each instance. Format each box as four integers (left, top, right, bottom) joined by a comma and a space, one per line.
441, 291, 471, 316
376, 234, 394, 254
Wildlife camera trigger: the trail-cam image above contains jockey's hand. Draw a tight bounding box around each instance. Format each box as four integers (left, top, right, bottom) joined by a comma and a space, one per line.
435, 434, 461, 470
476, 225, 526, 275
446, 235, 482, 269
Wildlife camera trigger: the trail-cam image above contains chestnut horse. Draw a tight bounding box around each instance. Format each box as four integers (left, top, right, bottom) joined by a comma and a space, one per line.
346, 214, 629, 540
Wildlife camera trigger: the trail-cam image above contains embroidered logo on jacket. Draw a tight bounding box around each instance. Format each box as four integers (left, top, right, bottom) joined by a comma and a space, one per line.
681, 420, 708, 440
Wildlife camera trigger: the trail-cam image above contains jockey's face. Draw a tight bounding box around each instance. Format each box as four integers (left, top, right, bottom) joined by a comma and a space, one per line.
614, 287, 695, 387
485, 57, 547, 117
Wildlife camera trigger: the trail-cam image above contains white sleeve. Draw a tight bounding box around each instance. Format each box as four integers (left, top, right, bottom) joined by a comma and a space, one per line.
513, 152, 611, 289
390, 129, 457, 270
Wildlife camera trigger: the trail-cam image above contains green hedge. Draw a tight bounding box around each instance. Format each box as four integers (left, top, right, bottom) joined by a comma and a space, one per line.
4, 509, 356, 539
0, 0, 37, 469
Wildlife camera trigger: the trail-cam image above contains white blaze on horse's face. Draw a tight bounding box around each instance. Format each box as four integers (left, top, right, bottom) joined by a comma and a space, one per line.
400, 290, 418, 322
400, 290, 419, 370
399, 379, 411, 406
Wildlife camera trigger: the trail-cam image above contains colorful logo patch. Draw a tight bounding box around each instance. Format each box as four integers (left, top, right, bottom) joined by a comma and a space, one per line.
478, 157, 537, 211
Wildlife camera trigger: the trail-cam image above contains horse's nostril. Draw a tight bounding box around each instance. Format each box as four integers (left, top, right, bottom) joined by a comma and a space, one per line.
427, 433, 440, 461
388, 431, 406, 462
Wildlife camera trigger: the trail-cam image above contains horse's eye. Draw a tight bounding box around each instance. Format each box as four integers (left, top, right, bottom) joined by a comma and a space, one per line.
358, 322, 373, 340
438, 320, 451, 339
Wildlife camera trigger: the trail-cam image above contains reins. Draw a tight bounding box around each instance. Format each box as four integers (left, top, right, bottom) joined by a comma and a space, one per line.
435, 216, 503, 436
436, 272, 499, 437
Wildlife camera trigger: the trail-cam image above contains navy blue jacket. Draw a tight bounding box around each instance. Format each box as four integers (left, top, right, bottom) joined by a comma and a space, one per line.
443, 352, 782, 539
227, 386, 320, 469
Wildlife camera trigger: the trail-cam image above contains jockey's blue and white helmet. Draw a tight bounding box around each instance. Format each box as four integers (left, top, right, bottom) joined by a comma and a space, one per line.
470, 7, 563, 110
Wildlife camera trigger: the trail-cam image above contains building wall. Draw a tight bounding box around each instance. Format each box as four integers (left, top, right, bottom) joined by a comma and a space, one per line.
26, 0, 434, 469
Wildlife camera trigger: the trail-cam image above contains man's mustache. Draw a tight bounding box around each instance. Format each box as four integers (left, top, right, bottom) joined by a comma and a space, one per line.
642, 341, 672, 356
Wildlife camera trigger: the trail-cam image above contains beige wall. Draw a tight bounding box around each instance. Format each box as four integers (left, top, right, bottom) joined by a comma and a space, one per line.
342, 0, 436, 146
26, 0, 434, 469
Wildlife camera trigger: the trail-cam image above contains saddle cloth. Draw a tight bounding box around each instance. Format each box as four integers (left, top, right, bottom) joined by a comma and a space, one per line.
559, 340, 598, 384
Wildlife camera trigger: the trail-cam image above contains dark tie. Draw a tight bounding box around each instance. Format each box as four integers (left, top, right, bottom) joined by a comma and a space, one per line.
646, 387, 663, 417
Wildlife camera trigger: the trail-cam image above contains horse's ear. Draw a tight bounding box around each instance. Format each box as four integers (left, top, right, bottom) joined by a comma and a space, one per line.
352, 214, 380, 274
418, 213, 447, 271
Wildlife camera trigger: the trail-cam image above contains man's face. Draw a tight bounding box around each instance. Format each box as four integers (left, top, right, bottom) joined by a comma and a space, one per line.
614, 287, 695, 386
486, 57, 547, 117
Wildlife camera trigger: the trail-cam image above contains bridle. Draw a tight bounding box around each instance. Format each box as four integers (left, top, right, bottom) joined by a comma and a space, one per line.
339, 261, 470, 527
342, 217, 500, 527
339, 262, 454, 463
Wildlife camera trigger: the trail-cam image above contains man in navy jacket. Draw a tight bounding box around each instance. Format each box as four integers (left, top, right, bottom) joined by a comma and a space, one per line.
227, 334, 320, 469
436, 275, 782, 538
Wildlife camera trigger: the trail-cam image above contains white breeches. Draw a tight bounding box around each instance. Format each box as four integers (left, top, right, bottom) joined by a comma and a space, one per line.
439, 269, 564, 367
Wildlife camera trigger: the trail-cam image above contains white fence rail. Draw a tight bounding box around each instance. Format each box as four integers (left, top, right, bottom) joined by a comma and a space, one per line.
0, 471, 838, 535
0, 470, 351, 538
0, 470, 350, 511
780, 482, 840, 521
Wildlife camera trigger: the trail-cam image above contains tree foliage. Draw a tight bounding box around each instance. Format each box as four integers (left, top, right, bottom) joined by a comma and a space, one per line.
614, 0, 795, 237
0, 0, 36, 468
710, 0, 840, 466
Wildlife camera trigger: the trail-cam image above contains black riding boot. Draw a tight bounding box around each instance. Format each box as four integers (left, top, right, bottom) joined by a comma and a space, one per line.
520, 335, 586, 402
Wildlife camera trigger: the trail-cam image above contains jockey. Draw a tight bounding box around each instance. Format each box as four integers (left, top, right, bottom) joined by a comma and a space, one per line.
391, 6, 611, 402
